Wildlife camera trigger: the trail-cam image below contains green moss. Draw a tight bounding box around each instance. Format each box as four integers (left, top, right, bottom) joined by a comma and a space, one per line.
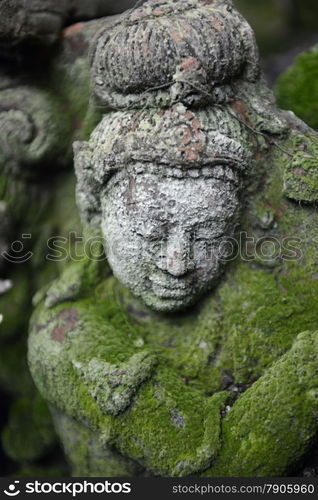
276, 45, 318, 130
111, 381, 229, 476
2, 394, 56, 462
282, 134, 318, 202
217, 262, 318, 383
74, 351, 157, 416
204, 331, 318, 477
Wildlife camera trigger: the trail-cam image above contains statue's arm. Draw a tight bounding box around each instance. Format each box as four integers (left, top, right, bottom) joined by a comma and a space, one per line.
203, 329, 318, 477
28, 296, 156, 427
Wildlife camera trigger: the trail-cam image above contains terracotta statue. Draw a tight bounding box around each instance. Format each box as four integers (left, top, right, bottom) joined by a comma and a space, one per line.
28, 0, 318, 476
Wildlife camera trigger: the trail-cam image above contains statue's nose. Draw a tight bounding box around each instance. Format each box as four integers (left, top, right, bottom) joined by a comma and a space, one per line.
156, 230, 194, 277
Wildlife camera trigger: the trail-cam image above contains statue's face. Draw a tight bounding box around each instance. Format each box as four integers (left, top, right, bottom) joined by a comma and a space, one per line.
101, 170, 240, 312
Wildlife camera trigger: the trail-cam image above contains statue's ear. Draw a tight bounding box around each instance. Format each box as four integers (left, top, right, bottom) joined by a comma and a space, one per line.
73, 141, 102, 228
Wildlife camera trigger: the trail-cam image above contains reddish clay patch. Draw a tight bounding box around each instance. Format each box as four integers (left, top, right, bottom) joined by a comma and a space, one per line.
185, 150, 199, 161
177, 113, 204, 161
232, 100, 247, 122
180, 57, 199, 72
184, 111, 194, 120
51, 308, 79, 343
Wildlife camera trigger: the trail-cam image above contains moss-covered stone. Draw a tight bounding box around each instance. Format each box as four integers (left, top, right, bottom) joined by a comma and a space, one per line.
281, 134, 318, 202
0, 84, 73, 173
204, 330, 318, 477
28, 242, 318, 476
276, 45, 318, 131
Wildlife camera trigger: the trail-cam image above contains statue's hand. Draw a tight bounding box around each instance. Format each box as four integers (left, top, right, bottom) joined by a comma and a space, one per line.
37, 259, 104, 309
72, 351, 157, 416
41, 264, 86, 309
171, 391, 230, 477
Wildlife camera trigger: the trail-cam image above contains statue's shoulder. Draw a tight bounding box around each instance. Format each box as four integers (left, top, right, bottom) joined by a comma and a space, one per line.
29, 258, 109, 348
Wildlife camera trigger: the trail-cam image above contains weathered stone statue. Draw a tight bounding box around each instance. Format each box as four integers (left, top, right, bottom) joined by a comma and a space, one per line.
28, 0, 318, 476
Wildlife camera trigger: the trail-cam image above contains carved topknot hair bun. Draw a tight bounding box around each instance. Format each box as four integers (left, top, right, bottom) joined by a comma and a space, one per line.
91, 0, 260, 109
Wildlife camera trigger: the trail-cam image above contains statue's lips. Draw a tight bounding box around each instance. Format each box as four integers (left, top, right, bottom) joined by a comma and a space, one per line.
150, 278, 193, 299
152, 287, 192, 299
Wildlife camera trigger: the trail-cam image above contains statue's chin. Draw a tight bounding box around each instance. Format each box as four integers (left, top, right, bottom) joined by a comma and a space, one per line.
140, 291, 199, 313
123, 273, 224, 313
139, 271, 223, 312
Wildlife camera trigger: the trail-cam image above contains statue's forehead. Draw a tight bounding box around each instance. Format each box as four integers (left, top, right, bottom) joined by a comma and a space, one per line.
108, 173, 237, 214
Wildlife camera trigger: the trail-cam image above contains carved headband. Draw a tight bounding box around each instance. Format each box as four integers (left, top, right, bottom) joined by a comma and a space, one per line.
75, 104, 252, 176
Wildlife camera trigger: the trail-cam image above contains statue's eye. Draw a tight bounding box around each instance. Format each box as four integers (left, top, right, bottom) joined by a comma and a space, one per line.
194, 230, 211, 242
136, 223, 167, 241
194, 227, 224, 242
